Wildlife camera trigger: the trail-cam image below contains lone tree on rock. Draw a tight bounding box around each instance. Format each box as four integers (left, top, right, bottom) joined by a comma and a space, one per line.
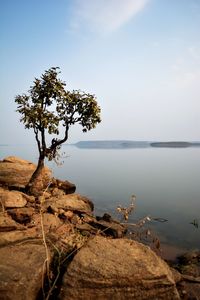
15, 67, 101, 193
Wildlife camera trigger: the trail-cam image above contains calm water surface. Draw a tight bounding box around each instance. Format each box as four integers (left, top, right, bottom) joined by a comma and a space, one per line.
1, 144, 200, 254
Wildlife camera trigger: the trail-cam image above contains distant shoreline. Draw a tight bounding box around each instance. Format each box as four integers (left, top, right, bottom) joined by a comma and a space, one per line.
150, 141, 200, 148
1, 141, 200, 149
73, 140, 200, 149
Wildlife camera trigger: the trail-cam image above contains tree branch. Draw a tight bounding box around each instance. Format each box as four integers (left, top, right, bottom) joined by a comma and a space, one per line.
41, 128, 46, 154
34, 127, 42, 155
50, 123, 69, 152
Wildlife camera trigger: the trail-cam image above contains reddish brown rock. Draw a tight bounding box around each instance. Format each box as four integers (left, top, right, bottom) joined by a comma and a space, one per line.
0, 189, 27, 208
0, 227, 39, 247
0, 213, 25, 232
0, 156, 52, 194
0, 242, 47, 300
44, 194, 94, 213
51, 178, 76, 194
60, 236, 180, 300
7, 207, 35, 225
32, 213, 63, 233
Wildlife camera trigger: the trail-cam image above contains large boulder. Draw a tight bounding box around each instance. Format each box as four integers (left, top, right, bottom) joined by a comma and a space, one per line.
0, 156, 52, 192
0, 242, 47, 300
0, 227, 40, 247
0, 188, 27, 209
60, 236, 180, 300
43, 194, 94, 213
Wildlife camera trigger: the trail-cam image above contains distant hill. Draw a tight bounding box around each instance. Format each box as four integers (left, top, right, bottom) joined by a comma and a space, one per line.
75, 140, 150, 149
150, 142, 200, 148
74, 140, 200, 149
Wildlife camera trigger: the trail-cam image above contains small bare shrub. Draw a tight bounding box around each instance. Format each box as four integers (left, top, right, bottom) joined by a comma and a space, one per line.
116, 194, 167, 252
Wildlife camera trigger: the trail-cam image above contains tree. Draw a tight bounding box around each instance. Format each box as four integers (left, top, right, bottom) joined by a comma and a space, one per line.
15, 67, 101, 193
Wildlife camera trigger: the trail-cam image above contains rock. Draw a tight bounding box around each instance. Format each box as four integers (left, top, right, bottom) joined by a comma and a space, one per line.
20, 193, 35, 203
7, 207, 35, 225
0, 242, 47, 300
177, 281, 200, 300
63, 210, 74, 220
177, 250, 200, 278
49, 224, 88, 251
0, 189, 27, 208
60, 236, 180, 300
3, 156, 32, 164
75, 213, 127, 238
55, 224, 74, 237
92, 219, 126, 238
76, 223, 98, 235
70, 214, 82, 225
0, 213, 25, 232
94, 213, 127, 238
60, 231, 88, 249
44, 194, 94, 214
51, 178, 76, 194
50, 187, 66, 197
52, 223, 86, 250
79, 213, 127, 238
81, 213, 96, 223
97, 213, 113, 222
179, 264, 200, 278
0, 156, 52, 193
170, 267, 182, 283
178, 250, 200, 265
43, 191, 52, 199
32, 213, 63, 233
0, 227, 39, 246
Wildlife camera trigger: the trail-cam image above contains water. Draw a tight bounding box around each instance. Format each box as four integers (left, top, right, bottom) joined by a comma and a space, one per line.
1, 144, 200, 254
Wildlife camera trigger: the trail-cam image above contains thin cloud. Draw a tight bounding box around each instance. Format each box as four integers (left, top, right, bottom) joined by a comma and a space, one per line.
69, 0, 149, 34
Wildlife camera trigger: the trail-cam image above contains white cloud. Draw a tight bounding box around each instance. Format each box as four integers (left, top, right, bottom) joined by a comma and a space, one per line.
69, 0, 149, 34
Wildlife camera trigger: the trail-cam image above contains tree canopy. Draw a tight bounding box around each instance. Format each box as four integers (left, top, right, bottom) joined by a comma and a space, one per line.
15, 67, 101, 192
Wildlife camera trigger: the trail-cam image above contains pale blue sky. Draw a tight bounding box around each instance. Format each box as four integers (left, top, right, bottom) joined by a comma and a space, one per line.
0, 0, 200, 144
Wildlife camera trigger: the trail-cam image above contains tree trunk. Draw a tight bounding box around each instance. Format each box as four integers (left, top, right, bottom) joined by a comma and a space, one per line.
25, 156, 45, 195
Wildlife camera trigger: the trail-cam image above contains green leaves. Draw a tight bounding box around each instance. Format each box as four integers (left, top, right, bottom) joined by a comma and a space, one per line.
57, 89, 101, 132
15, 67, 101, 161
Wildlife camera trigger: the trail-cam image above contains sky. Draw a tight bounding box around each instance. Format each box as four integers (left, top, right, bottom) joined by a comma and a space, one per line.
0, 0, 200, 144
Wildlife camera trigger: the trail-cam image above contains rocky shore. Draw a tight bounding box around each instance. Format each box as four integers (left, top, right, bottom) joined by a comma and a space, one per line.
0, 156, 200, 299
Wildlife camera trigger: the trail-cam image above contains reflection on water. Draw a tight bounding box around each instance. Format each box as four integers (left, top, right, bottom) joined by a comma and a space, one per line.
1, 144, 200, 252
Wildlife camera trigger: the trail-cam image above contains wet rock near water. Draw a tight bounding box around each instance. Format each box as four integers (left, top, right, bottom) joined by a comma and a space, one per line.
178, 250, 200, 267
75, 212, 127, 238
177, 280, 200, 300
175, 250, 200, 281
170, 250, 200, 299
